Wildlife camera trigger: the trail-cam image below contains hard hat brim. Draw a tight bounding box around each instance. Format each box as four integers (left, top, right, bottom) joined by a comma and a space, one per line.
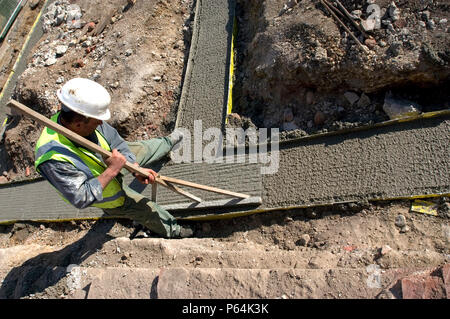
57, 89, 111, 121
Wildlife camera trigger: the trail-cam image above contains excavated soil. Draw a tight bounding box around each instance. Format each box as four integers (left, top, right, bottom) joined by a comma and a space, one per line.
2, 0, 193, 181
232, 0, 450, 138
0, 201, 449, 299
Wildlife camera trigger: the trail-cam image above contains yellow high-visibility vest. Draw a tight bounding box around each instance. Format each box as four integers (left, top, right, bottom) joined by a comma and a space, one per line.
35, 112, 125, 209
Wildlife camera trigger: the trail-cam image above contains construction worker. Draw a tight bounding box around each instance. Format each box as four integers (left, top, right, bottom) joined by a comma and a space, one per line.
34, 78, 194, 238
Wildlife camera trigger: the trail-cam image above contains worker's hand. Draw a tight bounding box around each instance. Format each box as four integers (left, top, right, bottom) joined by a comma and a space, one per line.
104, 149, 127, 175
132, 163, 158, 185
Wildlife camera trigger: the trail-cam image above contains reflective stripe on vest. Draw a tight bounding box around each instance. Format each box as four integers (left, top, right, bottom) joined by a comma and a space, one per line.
35, 112, 125, 209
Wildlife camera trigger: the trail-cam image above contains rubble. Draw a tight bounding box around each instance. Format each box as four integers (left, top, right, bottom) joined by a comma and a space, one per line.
313, 111, 326, 126
394, 214, 406, 228
356, 93, 370, 108
383, 92, 421, 120
55, 45, 68, 56
42, 1, 83, 33
29, 0, 41, 10
298, 234, 310, 247
388, 2, 400, 22
30, 1, 88, 68
344, 91, 360, 106
234, 0, 449, 136
283, 108, 294, 122
361, 18, 377, 32
282, 121, 298, 131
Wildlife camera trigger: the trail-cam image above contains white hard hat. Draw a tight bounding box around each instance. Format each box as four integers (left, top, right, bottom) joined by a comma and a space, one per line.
57, 78, 111, 120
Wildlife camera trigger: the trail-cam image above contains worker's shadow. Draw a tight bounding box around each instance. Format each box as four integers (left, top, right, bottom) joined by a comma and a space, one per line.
0, 157, 168, 299
0, 220, 115, 299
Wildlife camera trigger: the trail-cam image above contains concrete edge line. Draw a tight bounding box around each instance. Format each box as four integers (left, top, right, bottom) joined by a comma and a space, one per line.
0, 192, 448, 225
174, 0, 201, 129
0, 0, 49, 106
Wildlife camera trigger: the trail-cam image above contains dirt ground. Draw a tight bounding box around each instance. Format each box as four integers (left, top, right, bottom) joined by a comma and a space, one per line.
3, 0, 192, 181
0, 200, 449, 299
0, 0, 449, 299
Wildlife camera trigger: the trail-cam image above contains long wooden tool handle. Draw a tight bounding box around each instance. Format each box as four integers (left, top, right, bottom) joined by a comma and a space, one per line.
159, 175, 250, 199
7, 99, 202, 202
8, 99, 250, 200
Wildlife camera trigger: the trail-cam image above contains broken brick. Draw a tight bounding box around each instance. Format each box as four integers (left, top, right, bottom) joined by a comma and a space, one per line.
401, 275, 445, 299
442, 263, 450, 298
364, 38, 377, 50
72, 59, 85, 68
85, 46, 96, 54
87, 22, 96, 32
343, 245, 357, 252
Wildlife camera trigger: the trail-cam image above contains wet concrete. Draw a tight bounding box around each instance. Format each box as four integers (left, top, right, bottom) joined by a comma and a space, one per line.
0, 160, 263, 223
142, 160, 262, 209
1, 115, 448, 223
176, 0, 235, 135
262, 116, 450, 209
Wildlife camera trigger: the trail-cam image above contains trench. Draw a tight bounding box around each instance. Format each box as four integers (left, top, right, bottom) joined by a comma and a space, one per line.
0, 0, 449, 224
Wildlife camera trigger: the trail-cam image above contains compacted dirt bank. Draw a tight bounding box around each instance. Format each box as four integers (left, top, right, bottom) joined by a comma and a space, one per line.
0, 200, 449, 298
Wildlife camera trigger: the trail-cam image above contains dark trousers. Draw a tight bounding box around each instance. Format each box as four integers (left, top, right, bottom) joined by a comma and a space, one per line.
104, 137, 181, 238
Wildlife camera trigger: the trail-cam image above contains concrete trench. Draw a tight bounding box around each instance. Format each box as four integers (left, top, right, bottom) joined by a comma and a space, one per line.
0, 0, 449, 224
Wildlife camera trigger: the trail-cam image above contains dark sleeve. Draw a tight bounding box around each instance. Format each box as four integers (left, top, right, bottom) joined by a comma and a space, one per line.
97, 122, 137, 163
38, 160, 104, 209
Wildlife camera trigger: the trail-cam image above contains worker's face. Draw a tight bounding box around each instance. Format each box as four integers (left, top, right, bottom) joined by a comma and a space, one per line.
75, 117, 103, 137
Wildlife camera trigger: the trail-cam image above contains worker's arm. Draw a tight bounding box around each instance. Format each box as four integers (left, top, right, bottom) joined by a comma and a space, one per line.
37, 160, 104, 209
37, 149, 127, 209
97, 122, 137, 163
97, 123, 156, 184
98, 148, 127, 189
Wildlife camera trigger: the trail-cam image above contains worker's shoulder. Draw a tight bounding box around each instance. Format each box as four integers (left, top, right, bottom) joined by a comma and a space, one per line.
97, 121, 124, 145
97, 121, 117, 134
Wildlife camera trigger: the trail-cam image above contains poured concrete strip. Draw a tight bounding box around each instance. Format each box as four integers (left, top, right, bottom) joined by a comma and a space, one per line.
176, 0, 236, 134
262, 115, 450, 209
176, 115, 450, 220
0, 179, 101, 223
0, 117, 448, 224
